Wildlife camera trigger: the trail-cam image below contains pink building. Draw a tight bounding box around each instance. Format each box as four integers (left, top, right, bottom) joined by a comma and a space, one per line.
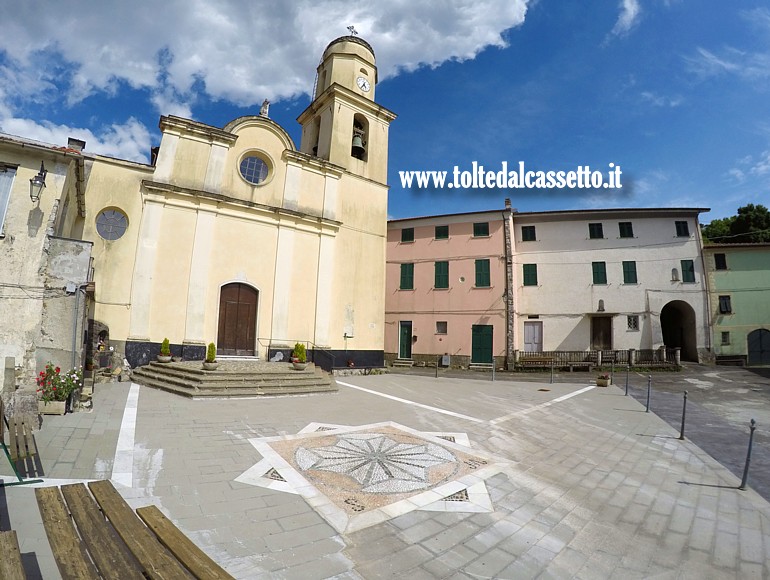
385, 208, 512, 368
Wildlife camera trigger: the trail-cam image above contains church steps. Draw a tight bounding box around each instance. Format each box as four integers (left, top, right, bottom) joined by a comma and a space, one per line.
130, 360, 336, 397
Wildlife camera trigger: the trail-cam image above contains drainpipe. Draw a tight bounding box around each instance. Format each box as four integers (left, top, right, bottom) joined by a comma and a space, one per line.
70, 283, 87, 369
502, 199, 515, 369
695, 214, 712, 359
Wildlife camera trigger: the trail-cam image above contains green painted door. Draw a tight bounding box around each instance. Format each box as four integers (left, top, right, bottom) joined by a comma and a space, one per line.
471, 325, 493, 363
399, 321, 412, 359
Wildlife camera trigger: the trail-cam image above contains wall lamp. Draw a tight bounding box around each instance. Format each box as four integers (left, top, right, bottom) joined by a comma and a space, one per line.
29, 161, 47, 202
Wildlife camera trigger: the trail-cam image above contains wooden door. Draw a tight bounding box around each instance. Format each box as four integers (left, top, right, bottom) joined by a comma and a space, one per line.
399, 321, 412, 359
217, 283, 257, 356
591, 316, 612, 350
523, 321, 543, 353
748, 329, 770, 366
471, 325, 493, 363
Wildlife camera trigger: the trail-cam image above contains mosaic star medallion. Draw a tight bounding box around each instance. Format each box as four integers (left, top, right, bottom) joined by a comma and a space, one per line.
235, 422, 510, 533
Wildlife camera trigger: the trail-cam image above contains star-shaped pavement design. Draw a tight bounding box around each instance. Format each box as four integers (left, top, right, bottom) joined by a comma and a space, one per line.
295, 433, 456, 493
234, 422, 510, 533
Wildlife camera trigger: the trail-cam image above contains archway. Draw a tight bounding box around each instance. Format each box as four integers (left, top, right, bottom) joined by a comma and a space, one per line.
748, 329, 770, 366
217, 283, 258, 356
660, 300, 698, 361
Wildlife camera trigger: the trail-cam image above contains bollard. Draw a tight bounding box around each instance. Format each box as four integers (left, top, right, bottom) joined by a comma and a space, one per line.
611, 361, 615, 384
645, 375, 652, 413
625, 364, 630, 396
739, 419, 757, 491
679, 390, 688, 440
492, 361, 495, 382
435, 356, 439, 379
550, 360, 554, 384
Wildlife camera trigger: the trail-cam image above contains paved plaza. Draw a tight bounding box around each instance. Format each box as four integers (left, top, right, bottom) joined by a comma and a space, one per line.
2, 371, 770, 579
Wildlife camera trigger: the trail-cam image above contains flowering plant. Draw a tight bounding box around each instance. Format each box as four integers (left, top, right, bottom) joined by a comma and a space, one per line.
597, 373, 610, 380
36, 363, 83, 403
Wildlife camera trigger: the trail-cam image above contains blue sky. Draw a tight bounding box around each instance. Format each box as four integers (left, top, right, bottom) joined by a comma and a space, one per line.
1, 1, 768, 222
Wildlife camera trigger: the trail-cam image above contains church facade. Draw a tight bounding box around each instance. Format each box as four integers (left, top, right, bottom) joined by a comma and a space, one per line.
1, 35, 396, 376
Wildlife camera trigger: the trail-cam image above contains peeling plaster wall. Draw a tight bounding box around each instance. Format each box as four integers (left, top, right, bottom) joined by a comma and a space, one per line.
36, 236, 92, 371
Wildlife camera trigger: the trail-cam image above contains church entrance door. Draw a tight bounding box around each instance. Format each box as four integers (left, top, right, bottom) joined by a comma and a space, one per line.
217, 283, 257, 356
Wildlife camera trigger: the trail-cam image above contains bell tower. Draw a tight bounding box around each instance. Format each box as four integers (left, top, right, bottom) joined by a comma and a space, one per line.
298, 36, 396, 184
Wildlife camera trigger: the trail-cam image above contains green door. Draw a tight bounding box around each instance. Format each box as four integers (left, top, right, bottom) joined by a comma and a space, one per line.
471, 325, 493, 363
399, 321, 413, 359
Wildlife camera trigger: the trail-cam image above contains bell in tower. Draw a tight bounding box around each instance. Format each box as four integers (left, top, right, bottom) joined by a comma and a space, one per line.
351, 122, 366, 160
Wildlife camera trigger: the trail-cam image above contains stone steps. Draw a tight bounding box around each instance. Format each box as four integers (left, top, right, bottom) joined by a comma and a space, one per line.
469, 363, 494, 371
130, 360, 337, 398
392, 359, 414, 367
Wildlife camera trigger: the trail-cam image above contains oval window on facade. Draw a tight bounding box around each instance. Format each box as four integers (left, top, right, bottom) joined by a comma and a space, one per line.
239, 154, 270, 185
96, 208, 128, 241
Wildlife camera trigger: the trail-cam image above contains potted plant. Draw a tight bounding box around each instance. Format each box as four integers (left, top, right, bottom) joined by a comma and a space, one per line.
596, 373, 612, 387
158, 338, 172, 363
202, 342, 218, 370
37, 363, 83, 415
291, 342, 307, 370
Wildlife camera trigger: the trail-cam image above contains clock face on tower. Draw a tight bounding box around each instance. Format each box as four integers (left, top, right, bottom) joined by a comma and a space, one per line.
356, 77, 371, 92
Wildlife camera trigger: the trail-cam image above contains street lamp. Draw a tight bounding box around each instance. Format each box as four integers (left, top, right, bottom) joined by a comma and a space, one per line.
29, 161, 47, 202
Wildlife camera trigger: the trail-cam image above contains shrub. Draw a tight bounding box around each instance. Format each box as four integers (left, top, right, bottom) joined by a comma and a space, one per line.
160, 338, 171, 356
205, 342, 217, 363
292, 342, 307, 363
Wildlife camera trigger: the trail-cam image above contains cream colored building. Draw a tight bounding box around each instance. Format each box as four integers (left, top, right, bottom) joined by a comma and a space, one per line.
3, 35, 396, 372
0, 136, 92, 387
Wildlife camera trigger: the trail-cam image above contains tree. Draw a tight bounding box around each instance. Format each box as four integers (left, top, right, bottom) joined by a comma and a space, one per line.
701, 216, 734, 243
701, 204, 770, 243
731, 204, 770, 243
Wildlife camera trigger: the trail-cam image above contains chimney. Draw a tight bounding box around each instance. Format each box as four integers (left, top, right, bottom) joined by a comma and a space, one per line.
504, 198, 511, 209
67, 137, 86, 151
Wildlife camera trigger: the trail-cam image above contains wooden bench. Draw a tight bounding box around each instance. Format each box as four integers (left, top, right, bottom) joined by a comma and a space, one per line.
36, 480, 234, 579
1, 399, 43, 487
0, 530, 26, 580
517, 357, 555, 370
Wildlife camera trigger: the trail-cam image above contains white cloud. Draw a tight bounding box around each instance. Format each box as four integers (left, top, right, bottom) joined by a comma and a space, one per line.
0, 0, 529, 161
611, 0, 641, 36
684, 46, 770, 81
0, 117, 152, 163
0, 0, 529, 109
640, 91, 683, 107
749, 150, 770, 177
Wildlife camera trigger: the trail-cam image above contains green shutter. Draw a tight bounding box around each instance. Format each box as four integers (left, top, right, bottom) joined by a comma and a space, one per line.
434, 261, 449, 288
681, 260, 695, 283
619, 222, 633, 238
592, 262, 607, 284
435, 225, 449, 239
473, 222, 489, 237
523, 264, 538, 286
401, 228, 414, 242
521, 226, 536, 241
622, 261, 637, 284
400, 263, 414, 289
475, 259, 490, 287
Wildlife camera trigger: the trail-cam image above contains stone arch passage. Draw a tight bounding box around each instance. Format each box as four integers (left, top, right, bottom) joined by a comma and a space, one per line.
660, 300, 698, 362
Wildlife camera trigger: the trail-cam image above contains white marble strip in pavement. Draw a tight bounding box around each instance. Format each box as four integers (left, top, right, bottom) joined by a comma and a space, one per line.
111, 382, 140, 487
490, 385, 596, 425
336, 380, 486, 423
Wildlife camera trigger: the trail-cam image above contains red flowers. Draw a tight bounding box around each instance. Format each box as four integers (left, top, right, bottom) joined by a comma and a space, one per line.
36, 362, 83, 404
